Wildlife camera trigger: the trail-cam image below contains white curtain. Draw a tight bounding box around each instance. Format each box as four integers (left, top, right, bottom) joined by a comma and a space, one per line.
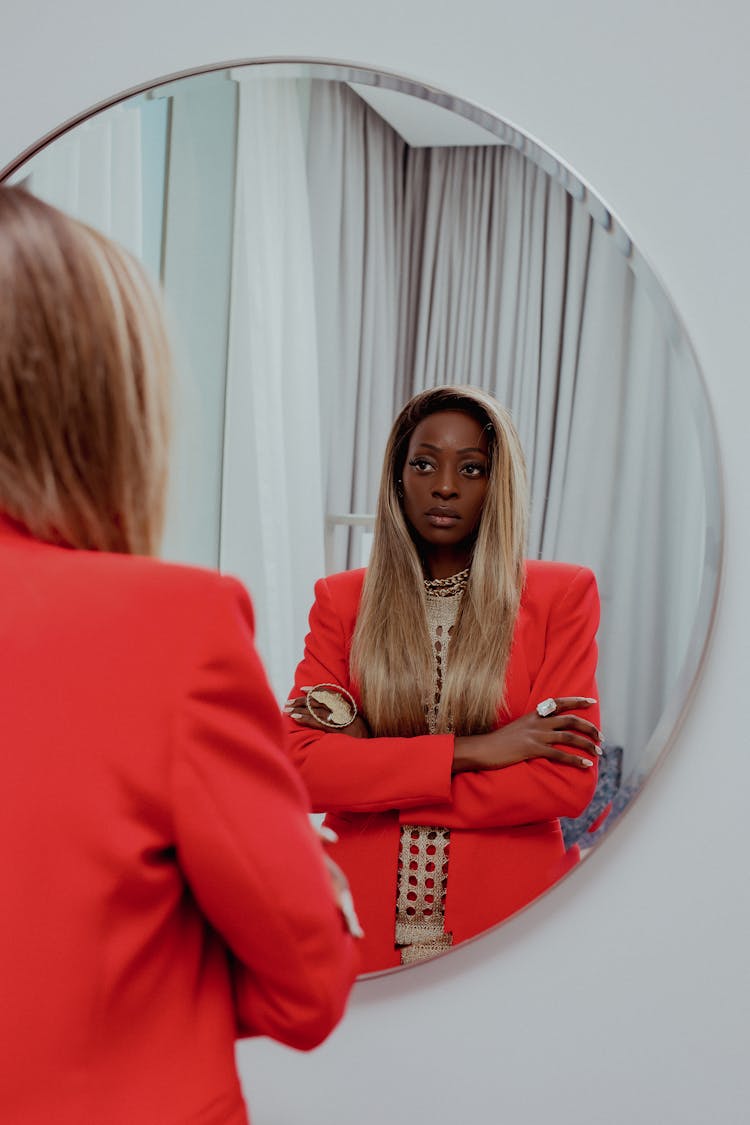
306, 80, 406, 571
158, 76, 236, 571
219, 77, 326, 701
19, 106, 145, 259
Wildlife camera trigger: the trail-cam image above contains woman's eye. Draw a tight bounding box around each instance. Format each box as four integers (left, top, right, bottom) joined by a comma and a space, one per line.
461, 463, 486, 478
407, 458, 434, 472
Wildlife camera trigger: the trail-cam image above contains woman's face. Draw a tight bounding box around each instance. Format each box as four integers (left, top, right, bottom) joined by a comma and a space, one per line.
400, 409, 490, 574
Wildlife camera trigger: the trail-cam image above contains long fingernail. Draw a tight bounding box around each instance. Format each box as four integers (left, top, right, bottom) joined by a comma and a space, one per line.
317, 825, 339, 843
291, 711, 304, 720
582, 697, 597, 704
581, 758, 594, 767
340, 889, 365, 939
594, 746, 603, 756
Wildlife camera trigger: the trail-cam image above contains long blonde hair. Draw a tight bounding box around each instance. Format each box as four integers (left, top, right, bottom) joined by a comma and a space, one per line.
351, 386, 528, 736
0, 186, 171, 555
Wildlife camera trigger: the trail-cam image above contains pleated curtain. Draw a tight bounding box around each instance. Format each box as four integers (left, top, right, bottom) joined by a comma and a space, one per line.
306, 79, 407, 571
220, 76, 327, 701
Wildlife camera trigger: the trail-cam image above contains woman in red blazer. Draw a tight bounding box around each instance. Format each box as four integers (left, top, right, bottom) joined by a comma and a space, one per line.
286, 387, 602, 973
0, 186, 357, 1125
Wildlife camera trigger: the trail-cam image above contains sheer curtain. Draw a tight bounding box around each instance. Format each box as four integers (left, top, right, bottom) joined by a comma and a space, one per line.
16, 105, 147, 259
306, 80, 406, 571
159, 76, 236, 571
219, 76, 326, 700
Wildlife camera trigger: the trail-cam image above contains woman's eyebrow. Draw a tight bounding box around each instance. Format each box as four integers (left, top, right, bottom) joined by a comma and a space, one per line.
414, 443, 488, 455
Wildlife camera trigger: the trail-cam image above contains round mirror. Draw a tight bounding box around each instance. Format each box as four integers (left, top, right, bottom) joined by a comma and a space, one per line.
2, 60, 722, 975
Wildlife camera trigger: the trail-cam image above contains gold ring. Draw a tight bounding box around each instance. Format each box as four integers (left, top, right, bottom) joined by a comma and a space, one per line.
306, 683, 358, 728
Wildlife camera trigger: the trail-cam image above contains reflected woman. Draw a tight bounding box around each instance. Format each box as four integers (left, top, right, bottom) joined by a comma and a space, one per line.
285, 386, 602, 972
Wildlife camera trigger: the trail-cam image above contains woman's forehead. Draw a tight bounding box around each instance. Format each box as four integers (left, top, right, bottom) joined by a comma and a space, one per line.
409, 410, 490, 451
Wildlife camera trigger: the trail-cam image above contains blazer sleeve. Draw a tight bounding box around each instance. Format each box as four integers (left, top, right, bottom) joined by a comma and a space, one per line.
403, 566, 601, 830
285, 576, 454, 813
171, 575, 358, 1050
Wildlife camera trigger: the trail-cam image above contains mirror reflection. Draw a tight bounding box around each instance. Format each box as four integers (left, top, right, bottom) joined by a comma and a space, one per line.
284, 386, 603, 970
5, 62, 721, 973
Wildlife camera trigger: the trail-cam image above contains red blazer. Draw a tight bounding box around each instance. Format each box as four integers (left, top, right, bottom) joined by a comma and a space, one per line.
286, 561, 600, 973
0, 515, 358, 1125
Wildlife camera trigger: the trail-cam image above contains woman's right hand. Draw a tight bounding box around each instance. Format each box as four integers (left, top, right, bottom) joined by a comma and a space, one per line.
284, 689, 371, 740
452, 697, 602, 775
312, 825, 365, 940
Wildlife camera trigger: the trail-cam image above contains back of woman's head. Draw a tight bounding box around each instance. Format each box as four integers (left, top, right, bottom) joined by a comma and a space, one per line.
0, 185, 171, 555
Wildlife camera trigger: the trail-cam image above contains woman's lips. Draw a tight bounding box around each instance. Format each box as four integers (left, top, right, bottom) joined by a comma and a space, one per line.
425, 508, 461, 527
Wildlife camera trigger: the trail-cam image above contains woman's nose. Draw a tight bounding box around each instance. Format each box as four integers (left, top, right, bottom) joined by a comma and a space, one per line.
433, 473, 458, 497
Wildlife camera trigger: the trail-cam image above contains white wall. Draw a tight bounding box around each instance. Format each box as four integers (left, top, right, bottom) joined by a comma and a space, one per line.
2, 2, 748, 1122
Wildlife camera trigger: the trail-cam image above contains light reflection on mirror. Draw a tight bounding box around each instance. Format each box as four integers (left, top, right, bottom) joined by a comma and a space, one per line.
3, 61, 722, 974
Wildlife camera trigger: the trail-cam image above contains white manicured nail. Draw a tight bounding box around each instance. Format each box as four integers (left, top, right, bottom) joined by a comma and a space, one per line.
339, 889, 365, 939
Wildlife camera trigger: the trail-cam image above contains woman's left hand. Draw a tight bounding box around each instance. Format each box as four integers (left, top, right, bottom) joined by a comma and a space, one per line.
284, 689, 371, 739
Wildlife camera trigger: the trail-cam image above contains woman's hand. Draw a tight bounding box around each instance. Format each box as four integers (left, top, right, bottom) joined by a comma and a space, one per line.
321, 854, 364, 938
312, 823, 365, 938
284, 688, 371, 740
452, 697, 602, 775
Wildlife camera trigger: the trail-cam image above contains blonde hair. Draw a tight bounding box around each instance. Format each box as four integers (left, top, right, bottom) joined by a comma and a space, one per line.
0, 186, 171, 555
351, 386, 529, 736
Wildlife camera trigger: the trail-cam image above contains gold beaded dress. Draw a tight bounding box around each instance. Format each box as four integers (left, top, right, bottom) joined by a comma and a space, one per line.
395, 567, 468, 965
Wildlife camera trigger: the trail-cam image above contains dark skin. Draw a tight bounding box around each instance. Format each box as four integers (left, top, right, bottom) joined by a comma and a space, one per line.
401, 409, 491, 580
286, 409, 602, 770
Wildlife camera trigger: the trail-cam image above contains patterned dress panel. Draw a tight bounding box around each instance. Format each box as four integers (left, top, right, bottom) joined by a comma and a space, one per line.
395, 568, 468, 964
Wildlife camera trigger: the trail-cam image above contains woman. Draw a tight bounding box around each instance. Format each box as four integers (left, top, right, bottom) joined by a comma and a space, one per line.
0, 186, 357, 1125
285, 386, 602, 972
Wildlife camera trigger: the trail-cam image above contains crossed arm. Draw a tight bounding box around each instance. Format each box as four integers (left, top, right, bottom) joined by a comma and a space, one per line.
285, 567, 601, 829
